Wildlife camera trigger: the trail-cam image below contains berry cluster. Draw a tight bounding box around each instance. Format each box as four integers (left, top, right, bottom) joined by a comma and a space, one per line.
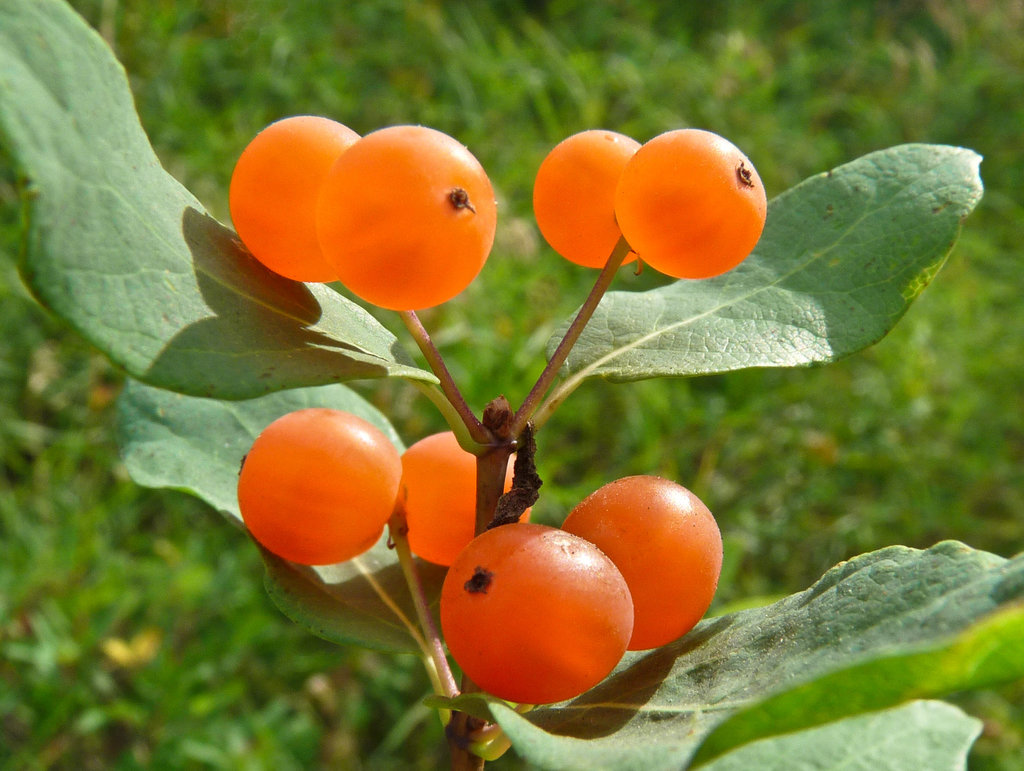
534, 127, 766, 277
238, 415, 527, 568
231, 117, 760, 705
237, 406, 721, 704
230, 117, 496, 310
442, 476, 721, 704
230, 117, 766, 307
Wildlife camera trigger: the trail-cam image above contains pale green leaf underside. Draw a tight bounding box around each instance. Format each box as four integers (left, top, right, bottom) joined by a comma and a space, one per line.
690, 604, 1020, 767
489, 700, 981, 771
0, 0, 433, 399
458, 542, 1023, 770
116, 378, 443, 653
551, 144, 983, 384
675, 700, 979, 771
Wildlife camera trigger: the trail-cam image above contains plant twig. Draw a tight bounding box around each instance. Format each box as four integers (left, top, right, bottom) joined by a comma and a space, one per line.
448, 710, 487, 771
442, 400, 518, 768
510, 236, 630, 435
400, 310, 493, 446
475, 400, 516, 536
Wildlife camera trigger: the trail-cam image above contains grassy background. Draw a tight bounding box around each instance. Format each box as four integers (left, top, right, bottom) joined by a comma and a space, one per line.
2, 0, 1022, 768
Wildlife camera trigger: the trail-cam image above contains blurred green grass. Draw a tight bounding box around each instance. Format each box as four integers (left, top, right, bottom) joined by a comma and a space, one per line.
2, 1, 1022, 768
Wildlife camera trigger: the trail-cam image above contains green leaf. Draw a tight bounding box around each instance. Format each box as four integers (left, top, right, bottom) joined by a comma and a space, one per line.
116, 378, 444, 653
549, 145, 983, 388
699, 700, 981, 771
691, 605, 1022, 767
0, 0, 433, 399
452, 541, 1022, 770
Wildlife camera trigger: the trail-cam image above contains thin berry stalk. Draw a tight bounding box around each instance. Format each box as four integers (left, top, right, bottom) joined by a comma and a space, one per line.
388, 507, 459, 701
400, 310, 493, 447
511, 236, 630, 434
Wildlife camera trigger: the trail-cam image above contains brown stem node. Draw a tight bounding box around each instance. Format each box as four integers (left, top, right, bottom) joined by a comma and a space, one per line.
482, 395, 513, 441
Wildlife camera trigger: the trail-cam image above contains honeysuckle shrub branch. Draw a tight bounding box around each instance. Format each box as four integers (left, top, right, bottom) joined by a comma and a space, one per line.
3, 2, 1020, 771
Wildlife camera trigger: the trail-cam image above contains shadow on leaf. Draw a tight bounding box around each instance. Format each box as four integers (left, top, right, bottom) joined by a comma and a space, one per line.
141, 208, 401, 397
529, 614, 737, 739
258, 537, 447, 654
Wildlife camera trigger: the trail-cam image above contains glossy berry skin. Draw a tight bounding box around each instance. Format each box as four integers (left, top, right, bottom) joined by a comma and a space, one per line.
237, 408, 402, 566
399, 432, 523, 566
316, 125, 497, 310
532, 129, 640, 268
562, 475, 722, 650
441, 523, 634, 704
614, 128, 767, 279
229, 115, 359, 282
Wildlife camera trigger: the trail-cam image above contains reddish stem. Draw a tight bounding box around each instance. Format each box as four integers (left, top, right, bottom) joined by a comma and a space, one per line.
511, 237, 630, 435
400, 310, 493, 446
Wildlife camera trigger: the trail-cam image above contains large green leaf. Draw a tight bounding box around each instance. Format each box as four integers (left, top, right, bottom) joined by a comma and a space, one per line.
0, 0, 433, 399
693, 700, 980, 771
690, 605, 1020, 767
445, 542, 1023, 770
548, 145, 983, 388
116, 379, 445, 653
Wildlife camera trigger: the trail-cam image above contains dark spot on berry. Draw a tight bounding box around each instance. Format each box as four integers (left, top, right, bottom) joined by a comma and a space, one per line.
736, 161, 755, 188
465, 566, 494, 594
449, 187, 476, 213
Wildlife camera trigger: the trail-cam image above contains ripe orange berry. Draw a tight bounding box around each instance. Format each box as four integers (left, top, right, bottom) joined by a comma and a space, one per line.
237, 408, 401, 566
316, 125, 497, 310
229, 115, 359, 282
441, 523, 634, 704
399, 432, 524, 566
614, 128, 767, 279
562, 475, 722, 650
532, 129, 640, 268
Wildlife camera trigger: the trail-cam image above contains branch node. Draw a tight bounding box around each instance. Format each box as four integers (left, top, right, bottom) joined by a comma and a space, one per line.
482, 395, 513, 441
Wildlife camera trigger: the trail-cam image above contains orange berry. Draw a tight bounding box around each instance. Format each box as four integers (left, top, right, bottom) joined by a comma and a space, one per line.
399, 432, 524, 566
533, 129, 640, 268
562, 475, 722, 650
229, 115, 359, 281
237, 408, 401, 565
614, 128, 767, 279
316, 125, 497, 310
441, 523, 634, 704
